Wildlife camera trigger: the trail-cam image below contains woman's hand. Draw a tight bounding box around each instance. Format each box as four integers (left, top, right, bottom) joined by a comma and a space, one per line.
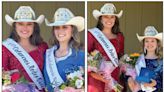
90, 72, 108, 83
143, 79, 157, 88
128, 77, 141, 92
98, 71, 113, 92
98, 71, 107, 78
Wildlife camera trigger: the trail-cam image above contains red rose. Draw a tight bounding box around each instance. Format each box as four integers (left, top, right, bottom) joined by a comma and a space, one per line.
11, 72, 21, 83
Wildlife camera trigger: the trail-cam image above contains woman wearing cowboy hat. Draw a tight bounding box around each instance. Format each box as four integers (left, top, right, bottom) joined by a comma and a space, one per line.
128, 26, 163, 92
2, 6, 48, 91
88, 3, 124, 92
43, 8, 85, 92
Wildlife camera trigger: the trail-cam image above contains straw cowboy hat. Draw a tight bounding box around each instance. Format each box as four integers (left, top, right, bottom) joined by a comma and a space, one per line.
93, 3, 123, 20
5, 6, 45, 26
45, 8, 84, 32
137, 26, 163, 43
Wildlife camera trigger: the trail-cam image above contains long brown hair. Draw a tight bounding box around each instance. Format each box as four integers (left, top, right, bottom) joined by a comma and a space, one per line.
9, 22, 43, 46
96, 16, 122, 34
142, 39, 163, 60
49, 25, 80, 50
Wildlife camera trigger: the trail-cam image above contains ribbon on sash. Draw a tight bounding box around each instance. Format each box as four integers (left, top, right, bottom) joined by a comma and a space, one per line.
45, 46, 64, 88
88, 28, 119, 67
2, 38, 45, 90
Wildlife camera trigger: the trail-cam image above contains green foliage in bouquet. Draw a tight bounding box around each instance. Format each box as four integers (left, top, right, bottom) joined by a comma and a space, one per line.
88, 50, 103, 68
113, 83, 124, 92
2, 70, 12, 85
16, 75, 28, 83
2, 69, 29, 86
59, 76, 84, 89
60, 83, 67, 90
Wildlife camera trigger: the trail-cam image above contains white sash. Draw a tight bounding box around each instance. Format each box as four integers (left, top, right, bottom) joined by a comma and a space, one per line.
135, 54, 146, 76
2, 38, 45, 90
45, 46, 64, 88
88, 28, 118, 67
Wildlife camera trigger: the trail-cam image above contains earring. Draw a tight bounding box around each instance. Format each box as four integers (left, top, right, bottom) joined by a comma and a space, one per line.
155, 47, 159, 54
144, 48, 147, 54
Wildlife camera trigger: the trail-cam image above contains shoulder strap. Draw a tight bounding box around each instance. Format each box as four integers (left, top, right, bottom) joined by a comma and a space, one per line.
2, 38, 45, 90
88, 28, 118, 67
45, 46, 64, 88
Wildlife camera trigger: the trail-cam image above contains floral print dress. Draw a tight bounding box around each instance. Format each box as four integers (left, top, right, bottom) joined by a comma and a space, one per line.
145, 58, 163, 92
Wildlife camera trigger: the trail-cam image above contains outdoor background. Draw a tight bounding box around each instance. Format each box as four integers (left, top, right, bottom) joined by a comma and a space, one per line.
88, 2, 163, 54
2, 1, 85, 47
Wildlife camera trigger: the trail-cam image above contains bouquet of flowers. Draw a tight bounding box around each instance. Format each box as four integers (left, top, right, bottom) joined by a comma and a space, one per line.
120, 53, 140, 68
99, 61, 124, 92
88, 50, 123, 92
119, 53, 140, 79
59, 66, 84, 92
87, 50, 103, 72
2, 69, 39, 92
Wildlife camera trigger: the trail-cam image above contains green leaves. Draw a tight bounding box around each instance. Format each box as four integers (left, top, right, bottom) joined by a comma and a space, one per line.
16, 76, 28, 83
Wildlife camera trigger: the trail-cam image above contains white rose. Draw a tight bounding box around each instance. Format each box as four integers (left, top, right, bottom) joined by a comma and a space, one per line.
75, 79, 83, 89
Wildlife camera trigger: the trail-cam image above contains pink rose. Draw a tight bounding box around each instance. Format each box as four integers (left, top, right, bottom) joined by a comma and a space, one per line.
120, 64, 128, 73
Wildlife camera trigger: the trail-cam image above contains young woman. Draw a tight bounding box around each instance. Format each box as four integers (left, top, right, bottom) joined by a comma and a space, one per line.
2, 6, 48, 91
43, 8, 85, 92
128, 26, 163, 92
88, 3, 124, 92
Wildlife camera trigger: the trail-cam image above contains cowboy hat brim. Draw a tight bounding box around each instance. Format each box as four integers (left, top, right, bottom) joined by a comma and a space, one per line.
45, 16, 84, 32
93, 9, 123, 20
136, 33, 163, 42
5, 14, 45, 26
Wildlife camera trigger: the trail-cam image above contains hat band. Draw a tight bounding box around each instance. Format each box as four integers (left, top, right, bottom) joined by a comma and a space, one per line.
48, 21, 69, 26
101, 11, 114, 14
14, 19, 36, 22
145, 32, 157, 36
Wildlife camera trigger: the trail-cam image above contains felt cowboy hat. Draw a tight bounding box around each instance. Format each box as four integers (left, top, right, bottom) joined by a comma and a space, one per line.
93, 3, 123, 20
136, 26, 163, 43
45, 8, 84, 32
5, 6, 45, 26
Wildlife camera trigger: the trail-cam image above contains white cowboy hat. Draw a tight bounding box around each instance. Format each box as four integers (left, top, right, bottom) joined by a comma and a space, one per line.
5, 6, 45, 26
93, 3, 123, 20
45, 8, 84, 32
136, 26, 163, 43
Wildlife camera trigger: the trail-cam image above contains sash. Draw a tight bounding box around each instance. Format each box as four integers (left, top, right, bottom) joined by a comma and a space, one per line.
88, 28, 118, 67
45, 46, 64, 88
2, 38, 45, 90
135, 54, 163, 76
135, 54, 146, 76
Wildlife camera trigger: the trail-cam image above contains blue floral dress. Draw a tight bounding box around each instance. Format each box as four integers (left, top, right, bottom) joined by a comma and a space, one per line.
138, 58, 163, 92
145, 58, 163, 92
